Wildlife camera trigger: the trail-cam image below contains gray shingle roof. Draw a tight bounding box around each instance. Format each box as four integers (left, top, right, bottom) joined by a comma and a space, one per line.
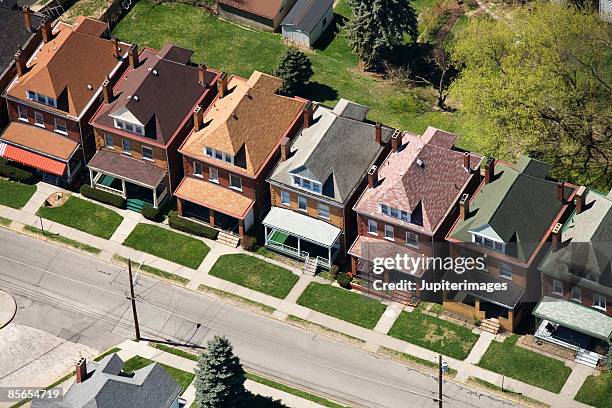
0, 4, 43, 75
281, 0, 333, 34
31, 354, 182, 408
269, 100, 392, 204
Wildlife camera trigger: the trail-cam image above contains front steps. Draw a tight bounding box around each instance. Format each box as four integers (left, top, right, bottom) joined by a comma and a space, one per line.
575, 349, 599, 368
480, 318, 500, 334
303, 257, 317, 276
217, 231, 240, 247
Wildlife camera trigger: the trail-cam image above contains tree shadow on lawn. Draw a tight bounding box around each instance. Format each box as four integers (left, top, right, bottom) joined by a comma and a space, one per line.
247, 392, 287, 407
297, 81, 338, 103
313, 13, 349, 51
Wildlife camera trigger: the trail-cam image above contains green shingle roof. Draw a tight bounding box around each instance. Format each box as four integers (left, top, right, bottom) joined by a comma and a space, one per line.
534, 296, 612, 340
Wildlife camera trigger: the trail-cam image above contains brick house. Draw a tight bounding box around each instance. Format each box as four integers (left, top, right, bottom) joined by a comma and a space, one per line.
444, 156, 576, 333
0, 16, 129, 186
175, 71, 306, 237
263, 99, 393, 271
348, 127, 483, 304
87, 44, 219, 210
217, 0, 297, 32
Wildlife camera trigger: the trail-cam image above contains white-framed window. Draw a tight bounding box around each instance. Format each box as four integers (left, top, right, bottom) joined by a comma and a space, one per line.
209, 167, 218, 183
318, 203, 329, 219
204, 146, 234, 165
193, 162, 203, 177
122, 139, 131, 154
298, 195, 307, 211
367, 219, 378, 235
141, 146, 154, 161
380, 203, 410, 222
499, 262, 512, 280
593, 293, 606, 311
229, 174, 242, 191
27, 90, 56, 108
552, 279, 563, 296
570, 286, 581, 303
280, 190, 290, 206
114, 119, 144, 136
292, 175, 322, 194
104, 134, 114, 148
54, 118, 67, 134
17, 105, 28, 121
384, 225, 394, 241
473, 233, 505, 253
406, 231, 418, 248
34, 111, 44, 127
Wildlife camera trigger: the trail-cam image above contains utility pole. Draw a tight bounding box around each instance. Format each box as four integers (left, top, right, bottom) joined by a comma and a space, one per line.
438, 354, 443, 408
128, 259, 141, 341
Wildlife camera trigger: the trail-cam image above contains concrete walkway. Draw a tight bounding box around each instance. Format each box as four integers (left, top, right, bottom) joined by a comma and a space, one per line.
0, 289, 16, 328
373, 302, 404, 334
464, 331, 496, 365
560, 363, 597, 398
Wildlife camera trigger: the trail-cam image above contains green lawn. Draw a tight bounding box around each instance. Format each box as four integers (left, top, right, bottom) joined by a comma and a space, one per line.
297, 282, 386, 329
575, 371, 612, 408
37, 196, 123, 239
113, 255, 189, 285
24, 225, 101, 254
112, 0, 462, 140
388, 308, 479, 360
123, 224, 209, 269
123, 356, 194, 392
478, 335, 572, 393
208, 254, 299, 299
0, 179, 36, 209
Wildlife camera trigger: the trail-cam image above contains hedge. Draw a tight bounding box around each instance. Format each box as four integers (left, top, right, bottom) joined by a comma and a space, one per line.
0, 159, 34, 183
80, 185, 126, 208
141, 205, 162, 221
168, 212, 218, 240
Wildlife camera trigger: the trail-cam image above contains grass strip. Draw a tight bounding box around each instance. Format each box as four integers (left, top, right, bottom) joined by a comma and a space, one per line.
197, 284, 275, 314
24, 225, 101, 254
93, 347, 121, 362
151, 343, 199, 361
0, 216, 12, 226
379, 347, 457, 376
113, 255, 189, 285
467, 377, 550, 408
286, 315, 365, 346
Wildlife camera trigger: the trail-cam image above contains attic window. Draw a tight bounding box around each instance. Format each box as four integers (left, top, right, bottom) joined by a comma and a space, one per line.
114, 119, 144, 136
472, 233, 505, 253
205, 146, 234, 165
27, 90, 56, 108
380, 204, 410, 222
292, 176, 322, 195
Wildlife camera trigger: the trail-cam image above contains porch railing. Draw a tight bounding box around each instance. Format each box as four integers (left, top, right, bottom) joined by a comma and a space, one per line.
94, 183, 124, 197
266, 240, 309, 259
315, 256, 331, 268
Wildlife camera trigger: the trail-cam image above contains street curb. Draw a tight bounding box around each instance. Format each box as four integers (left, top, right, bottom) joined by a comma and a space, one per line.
0, 288, 17, 328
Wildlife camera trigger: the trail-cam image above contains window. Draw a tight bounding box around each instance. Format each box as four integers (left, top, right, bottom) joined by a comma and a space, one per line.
473, 233, 505, 253
17, 106, 28, 121
193, 162, 203, 177
593, 294, 606, 311
318, 203, 329, 219
114, 119, 144, 136
54, 118, 67, 134
205, 146, 234, 164
122, 139, 131, 154
229, 174, 242, 191
406, 232, 418, 248
368, 219, 378, 235
280, 190, 290, 206
104, 134, 114, 148
298, 195, 307, 211
380, 203, 410, 222
552, 279, 563, 296
206, 147, 213, 156
26, 90, 56, 107
292, 176, 322, 194
27, 90, 36, 100
499, 262, 512, 280
34, 111, 44, 126
570, 286, 581, 303
142, 146, 153, 161
209, 167, 218, 183
384, 225, 394, 240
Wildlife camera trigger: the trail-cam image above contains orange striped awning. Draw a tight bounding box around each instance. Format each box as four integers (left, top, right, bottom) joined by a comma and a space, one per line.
0, 142, 67, 176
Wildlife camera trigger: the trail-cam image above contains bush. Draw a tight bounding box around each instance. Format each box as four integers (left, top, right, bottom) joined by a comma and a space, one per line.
0, 160, 34, 183
168, 212, 218, 240
336, 273, 353, 289
329, 265, 340, 279
80, 184, 126, 208
141, 205, 162, 221
241, 235, 256, 251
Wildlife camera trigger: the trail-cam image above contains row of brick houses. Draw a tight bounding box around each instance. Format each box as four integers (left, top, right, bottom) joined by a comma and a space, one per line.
0, 11, 609, 367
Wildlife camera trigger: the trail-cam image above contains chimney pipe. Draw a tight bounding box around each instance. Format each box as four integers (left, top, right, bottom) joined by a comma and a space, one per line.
302, 102, 313, 129
112, 36, 120, 59
485, 157, 495, 184
459, 193, 469, 221
551, 222, 562, 252
217, 72, 228, 98
101, 75, 112, 104
23, 6, 32, 32
375, 122, 382, 145
464, 152, 471, 172
391, 130, 400, 152
280, 137, 290, 161
575, 186, 588, 214
41, 18, 52, 43
367, 165, 378, 189
557, 181, 565, 203
193, 106, 203, 131
128, 44, 138, 69
198, 64, 207, 86
75, 358, 87, 384
14, 50, 27, 77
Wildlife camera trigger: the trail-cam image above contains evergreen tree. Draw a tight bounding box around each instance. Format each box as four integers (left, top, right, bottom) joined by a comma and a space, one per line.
346, 0, 418, 71
275, 47, 314, 95
194, 335, 246, 408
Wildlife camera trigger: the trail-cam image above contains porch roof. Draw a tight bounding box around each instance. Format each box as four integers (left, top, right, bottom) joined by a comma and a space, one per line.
348, 235, 426, 276
174, 176, 254, 219
533, 296, 612, 340
444, 268, 525, 309
262, 207, 341, 248
88, 149, 166, 188
0, 121, 79, 161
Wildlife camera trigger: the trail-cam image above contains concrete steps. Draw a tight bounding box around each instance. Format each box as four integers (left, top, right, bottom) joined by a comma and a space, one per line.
217, 231, 240, 247
480, 318, 500, 334
303, 257, 317, 276
575, 349, 599, 368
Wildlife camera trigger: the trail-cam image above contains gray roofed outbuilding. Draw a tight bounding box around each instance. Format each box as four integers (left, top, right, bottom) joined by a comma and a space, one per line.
281, 0, 333, 34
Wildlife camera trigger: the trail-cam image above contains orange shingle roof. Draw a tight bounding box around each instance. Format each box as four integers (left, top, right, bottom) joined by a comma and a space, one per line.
174, 176, 254, 219
0, 121, 78, 160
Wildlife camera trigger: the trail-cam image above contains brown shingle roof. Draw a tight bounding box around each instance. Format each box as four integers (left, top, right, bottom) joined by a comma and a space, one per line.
174, 176, 254, 219
180, 72, 305, 177
219, 0, 284, 19
0, 121, 78, 160
7, 18, 125, 117
88, 149, 166, 188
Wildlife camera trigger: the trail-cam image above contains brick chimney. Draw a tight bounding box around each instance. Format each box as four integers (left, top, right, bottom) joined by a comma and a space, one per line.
14, 50, 27, 77
391, 130, 401, 152
557, 181, 565, 203
198, 64, 207, 86
23, 6, 32, 32
551, 222, 562, 252
484, 157, 495, 184
112, 36, 120, 59
217, 72, 228, 98
464, 152, 471, 172
128, 44, 138, 69
302, 102, 313, 128
367, 165, 378, 188
41, 18, 52, 43
280, 137, 290, 161
75, 358, 87, 384
575, 186, 588, 214
459, 193, 469, 220
101, 75, 112, 104
375, 122, 382, 145
193, 106, 203, 131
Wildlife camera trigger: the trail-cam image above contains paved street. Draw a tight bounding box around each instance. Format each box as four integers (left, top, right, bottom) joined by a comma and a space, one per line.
0, 228, 519, 408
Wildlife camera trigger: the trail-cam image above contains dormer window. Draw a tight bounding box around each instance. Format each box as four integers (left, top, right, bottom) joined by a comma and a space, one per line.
205, 146, 234, 164
472, 233, 505, 253
292, 176, 322, 194
380, 204, 410, 222
114, 119, 144, 136
27, 90, 56, 108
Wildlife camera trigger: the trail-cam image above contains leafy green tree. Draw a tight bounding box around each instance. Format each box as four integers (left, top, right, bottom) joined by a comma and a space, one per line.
275, 48, 314, 95
346, 0, 418, 71
451, 3, 612, 189
194, 335, 246, 408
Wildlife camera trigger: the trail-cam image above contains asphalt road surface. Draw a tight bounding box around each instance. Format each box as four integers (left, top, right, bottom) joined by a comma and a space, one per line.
0, 229, 520, 408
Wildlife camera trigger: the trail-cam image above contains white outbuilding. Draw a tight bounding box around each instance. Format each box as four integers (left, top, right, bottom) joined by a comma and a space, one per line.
281, 0, 334, 48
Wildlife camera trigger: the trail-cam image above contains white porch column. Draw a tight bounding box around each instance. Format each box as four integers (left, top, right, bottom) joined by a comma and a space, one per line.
297, 237, 301, 256
264, 226, 269, 244
121, 179, 127, 199
66, 162, 72, 180
328, 247, 332, 266
89, 168, 95, 187
152, 187, 158, 209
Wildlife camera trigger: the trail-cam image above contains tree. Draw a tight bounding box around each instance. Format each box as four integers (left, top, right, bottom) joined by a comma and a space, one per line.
194, 335, 247, 408
275, 48, 314, 96
451, 3, 612, 190
346, 0, 418, 71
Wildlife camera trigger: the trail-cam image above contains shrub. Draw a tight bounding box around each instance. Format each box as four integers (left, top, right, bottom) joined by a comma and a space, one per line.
329, 265, 340, 279
168, 212, 218, 240
241, 235, 256, 251
80, 184, 126, 208
336, 273, 353, 289
141, 205, 162, 221
0, 160, 34, 183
